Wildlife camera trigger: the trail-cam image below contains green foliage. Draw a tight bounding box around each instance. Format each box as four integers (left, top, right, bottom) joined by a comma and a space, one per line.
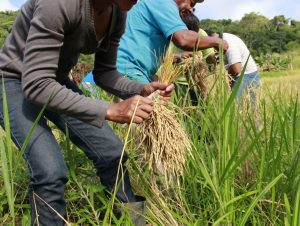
255, 53, 292, 71
201, 12, 300, 58
286, 41, 300, 51
0, 11, 17, 47
78, 54, 94, 68
1, 53, 300, 225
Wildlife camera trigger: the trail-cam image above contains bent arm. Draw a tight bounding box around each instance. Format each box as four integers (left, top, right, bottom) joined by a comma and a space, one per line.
171, 30, 225, 51
93, 42, 144, 99
228, 62, 242, 76
225, 46, 242, 77
22, 0, 109, 127
93, 12, 144, 99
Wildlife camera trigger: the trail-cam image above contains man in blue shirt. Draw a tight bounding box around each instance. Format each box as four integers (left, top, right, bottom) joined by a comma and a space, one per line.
117, 0, 228, 83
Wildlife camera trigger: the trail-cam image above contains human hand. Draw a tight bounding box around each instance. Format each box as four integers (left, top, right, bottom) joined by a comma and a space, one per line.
105, 95, 153, 124
141, 82, 175, 101
181, 51, 194, 59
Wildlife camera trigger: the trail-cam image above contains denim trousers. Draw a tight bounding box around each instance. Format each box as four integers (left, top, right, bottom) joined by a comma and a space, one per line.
0, 78, 140, 225
231, 70, 261, 102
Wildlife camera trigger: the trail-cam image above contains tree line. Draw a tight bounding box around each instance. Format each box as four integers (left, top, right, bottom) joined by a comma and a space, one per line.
201, 12, 300, 57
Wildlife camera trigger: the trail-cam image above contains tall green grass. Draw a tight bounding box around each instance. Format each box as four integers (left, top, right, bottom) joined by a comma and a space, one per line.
0, 79, 53, 225
1, 78, 15, 225
0, 63, 299, 225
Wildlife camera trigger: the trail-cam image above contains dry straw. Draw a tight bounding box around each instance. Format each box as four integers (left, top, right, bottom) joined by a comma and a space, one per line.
180, 55, 210, 99
137, 52, 192, 177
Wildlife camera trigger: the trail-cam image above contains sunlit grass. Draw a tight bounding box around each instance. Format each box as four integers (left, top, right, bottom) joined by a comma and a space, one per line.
0, 63, 299, 225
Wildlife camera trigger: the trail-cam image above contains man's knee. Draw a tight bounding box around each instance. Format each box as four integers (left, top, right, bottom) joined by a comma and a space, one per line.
28, 157, 68, 186
103, 141, 128, 168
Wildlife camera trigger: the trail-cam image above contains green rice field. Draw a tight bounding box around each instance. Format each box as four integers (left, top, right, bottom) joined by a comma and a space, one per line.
1, 64, 299, 225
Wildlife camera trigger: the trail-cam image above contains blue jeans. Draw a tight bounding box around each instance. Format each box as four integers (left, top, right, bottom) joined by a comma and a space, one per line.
231, 71, 260, 102
0, 78, 140, 226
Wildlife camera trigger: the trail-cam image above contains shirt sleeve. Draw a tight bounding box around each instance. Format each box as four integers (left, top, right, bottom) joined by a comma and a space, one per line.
22, 0, 109, 128
149, 0, 187, 38
93, 11, 144, 99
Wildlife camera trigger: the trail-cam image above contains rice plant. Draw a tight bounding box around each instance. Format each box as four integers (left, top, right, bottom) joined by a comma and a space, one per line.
1, 59, 299, 225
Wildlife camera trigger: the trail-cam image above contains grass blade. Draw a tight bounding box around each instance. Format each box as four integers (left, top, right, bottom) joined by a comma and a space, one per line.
1, 78, 15, 225
12, 95, 52, 178
239, 174, 283, 226
0, 138, 14, 222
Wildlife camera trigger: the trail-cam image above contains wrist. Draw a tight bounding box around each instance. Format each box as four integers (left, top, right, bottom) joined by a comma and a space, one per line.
141, 84, 155, 97
105, 103, 114, 121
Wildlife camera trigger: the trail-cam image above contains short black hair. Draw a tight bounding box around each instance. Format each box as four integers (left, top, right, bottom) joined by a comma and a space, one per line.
205, 29, 218, 37
181, 11, 200, 32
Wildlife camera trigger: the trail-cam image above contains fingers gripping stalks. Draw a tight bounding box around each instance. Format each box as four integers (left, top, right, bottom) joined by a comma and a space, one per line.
106, 95, 153, 124
141, 82, 175, 102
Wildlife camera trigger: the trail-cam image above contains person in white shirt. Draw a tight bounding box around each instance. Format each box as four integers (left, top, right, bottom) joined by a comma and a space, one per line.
207, 31, 261, 102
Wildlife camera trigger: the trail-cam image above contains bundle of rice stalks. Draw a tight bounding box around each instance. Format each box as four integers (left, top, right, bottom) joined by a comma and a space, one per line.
180, 55, 210, 99
138, 101, 191, 176
137, 53, 192, 177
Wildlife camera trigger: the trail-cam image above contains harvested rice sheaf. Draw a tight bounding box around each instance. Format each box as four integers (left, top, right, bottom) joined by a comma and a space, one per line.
180, 56, 210, 99
137, 52, 192, 177
138, 100, 192, 176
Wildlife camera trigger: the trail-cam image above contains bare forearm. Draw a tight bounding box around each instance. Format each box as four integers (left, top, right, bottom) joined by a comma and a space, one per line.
172, 30, 222, 51
93, 70, 144, 99
228, 63, 242, 76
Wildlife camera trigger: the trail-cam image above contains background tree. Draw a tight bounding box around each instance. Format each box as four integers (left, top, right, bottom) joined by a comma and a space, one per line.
201, 12, 300, 57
